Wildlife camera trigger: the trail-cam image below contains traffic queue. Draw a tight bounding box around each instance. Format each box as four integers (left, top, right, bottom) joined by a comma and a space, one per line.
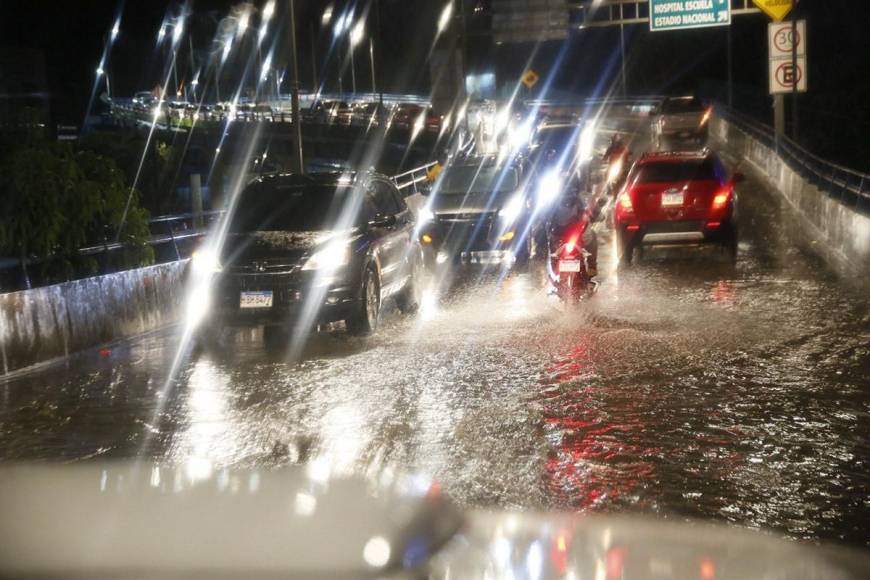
185, 96, 740, 344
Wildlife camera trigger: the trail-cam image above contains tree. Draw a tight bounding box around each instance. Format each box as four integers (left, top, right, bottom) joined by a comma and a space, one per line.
0, 137, 153, 287
77, 132, 184, 215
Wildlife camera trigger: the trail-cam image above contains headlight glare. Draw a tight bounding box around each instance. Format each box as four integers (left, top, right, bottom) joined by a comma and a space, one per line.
536, 171, 561, 207
302, 242, 350, 272
191, 248, 222, 275
499, 195, 525, 222
418, 207, 435, 223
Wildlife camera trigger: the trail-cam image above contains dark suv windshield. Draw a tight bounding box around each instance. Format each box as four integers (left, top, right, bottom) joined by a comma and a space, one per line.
634, 158, 719, 183
440, 166, 519, 195
661, 98, 705, 114
534, 126, 580, 154
229, 183, 371, 232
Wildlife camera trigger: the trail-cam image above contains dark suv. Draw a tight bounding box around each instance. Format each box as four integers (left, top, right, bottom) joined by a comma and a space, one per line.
192, 172, 422, 336
417, 156, 532, 267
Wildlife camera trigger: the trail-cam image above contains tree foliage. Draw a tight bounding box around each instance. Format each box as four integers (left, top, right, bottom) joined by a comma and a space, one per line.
0, 122, 153, 283
78, 132, 184, 215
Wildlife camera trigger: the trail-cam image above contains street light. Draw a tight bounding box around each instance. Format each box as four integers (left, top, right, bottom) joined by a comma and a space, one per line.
172, 20, 184, 44
261, 53, 272, 83
350, 19, 365, 47
438, 2, 453, 33
111, 19, 120, 41
237, 10, 250, 35
322, 4, 333, 25
263, 0, 275, 21
158, 24, 167, 42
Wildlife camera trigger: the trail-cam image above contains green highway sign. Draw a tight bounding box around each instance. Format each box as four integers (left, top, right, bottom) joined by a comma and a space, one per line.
650, 0, 731, 32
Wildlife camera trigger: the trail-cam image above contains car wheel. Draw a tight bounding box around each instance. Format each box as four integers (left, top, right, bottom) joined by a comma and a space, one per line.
346, 265, 380, 335
617, 230, 635, 266
396, 253, 422, 314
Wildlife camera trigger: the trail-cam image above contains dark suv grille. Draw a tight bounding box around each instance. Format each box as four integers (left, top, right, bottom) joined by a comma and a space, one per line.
225, 260, 299, 275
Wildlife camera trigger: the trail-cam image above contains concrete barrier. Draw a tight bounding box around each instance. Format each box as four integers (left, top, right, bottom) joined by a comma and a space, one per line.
0, 262, 186, 375
713, 116, 870, 276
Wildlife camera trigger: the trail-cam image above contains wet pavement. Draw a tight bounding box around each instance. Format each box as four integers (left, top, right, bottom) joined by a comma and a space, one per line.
1, 138, 869, 550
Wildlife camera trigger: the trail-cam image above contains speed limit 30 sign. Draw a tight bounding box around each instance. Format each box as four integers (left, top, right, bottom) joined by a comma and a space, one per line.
769, 20, 806, 94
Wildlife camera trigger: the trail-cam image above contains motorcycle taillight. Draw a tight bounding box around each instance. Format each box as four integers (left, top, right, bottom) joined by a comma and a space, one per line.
564, 234, 580, 257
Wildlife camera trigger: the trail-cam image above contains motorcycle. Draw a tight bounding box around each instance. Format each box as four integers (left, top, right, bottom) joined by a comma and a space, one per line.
544, 205, 599, 304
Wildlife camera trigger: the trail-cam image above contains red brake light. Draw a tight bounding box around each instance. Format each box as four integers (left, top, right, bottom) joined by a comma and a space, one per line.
564, 234, 579, 256
712, 188, 732, 210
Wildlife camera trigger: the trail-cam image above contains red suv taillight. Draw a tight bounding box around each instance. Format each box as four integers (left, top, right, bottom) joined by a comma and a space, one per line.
712, 188, 732, 210
618, 191, 634, 213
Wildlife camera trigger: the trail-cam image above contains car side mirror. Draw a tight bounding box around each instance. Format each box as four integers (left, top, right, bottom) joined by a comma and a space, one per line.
369, 214, 396, 228
733, 171, 746, 184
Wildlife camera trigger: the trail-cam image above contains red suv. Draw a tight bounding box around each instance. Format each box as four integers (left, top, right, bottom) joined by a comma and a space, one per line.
613, 150, 742, 264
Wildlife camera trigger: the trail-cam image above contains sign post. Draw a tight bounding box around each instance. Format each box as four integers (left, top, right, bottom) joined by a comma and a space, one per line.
649, 0, 731, 32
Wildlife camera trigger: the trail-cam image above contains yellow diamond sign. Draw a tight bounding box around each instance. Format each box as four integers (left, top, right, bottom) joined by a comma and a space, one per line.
521, 69, 540, 90
752, 0, 794, 22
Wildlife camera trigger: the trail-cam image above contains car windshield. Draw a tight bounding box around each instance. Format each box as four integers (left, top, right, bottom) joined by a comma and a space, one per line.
634, 158, 718, 182
440, 166, 518, 195
661, 98, 706, 114
534, 126, 580, 155
229, 183, 366, 232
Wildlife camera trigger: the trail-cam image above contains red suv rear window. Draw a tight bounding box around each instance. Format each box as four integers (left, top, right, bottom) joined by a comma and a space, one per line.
634, 158, 718, 183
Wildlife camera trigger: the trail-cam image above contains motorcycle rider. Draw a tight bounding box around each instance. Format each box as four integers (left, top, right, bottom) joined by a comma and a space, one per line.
603, 134, 629, 163
549, 173, 598, 279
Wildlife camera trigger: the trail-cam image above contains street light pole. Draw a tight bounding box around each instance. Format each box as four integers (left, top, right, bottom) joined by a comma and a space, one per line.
350, 41, 356, 94
289, 0, 304, 173
369, 37, 376, 94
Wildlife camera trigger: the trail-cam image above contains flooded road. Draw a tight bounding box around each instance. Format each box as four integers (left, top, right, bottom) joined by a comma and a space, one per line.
1, 151, 869, 550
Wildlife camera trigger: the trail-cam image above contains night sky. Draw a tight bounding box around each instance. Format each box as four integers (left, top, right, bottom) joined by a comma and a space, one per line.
1, 1, 868, 166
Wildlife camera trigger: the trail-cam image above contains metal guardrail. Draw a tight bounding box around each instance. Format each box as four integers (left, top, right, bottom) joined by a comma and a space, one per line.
716, 105, 870, 215
392, 162, 439, 193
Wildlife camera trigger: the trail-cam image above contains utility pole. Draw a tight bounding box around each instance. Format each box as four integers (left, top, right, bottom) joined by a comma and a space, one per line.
791, 11, 798, 140
774, 94, 785, 146
349, 39, 356, 94
369, 37, 376, 93
375, 0, 384, 116
727, 24, 733, 108
289, 0, 304, 173
310, 21, 318, 93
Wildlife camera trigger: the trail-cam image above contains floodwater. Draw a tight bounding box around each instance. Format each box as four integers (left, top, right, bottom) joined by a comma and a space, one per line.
1, 145, 868, 550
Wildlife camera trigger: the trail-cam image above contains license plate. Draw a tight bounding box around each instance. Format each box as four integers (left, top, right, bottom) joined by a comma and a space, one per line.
461, 251, 508, 265
559, 260, 582, 273
679, 131, 691, 138
239, 291, 273, 309
661, 192, 684, 206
